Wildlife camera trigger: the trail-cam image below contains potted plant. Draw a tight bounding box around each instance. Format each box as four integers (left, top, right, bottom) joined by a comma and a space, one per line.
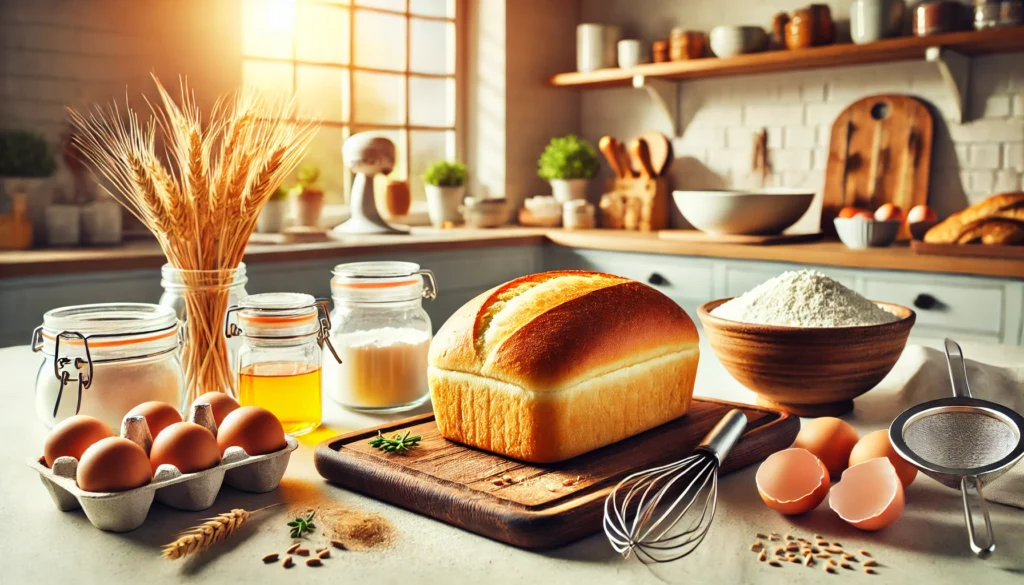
290, 163, 324, 228
257, 186, 289, 233
537, 134, 599, 203
424, 160, 467, 228
0, 130, 56, 246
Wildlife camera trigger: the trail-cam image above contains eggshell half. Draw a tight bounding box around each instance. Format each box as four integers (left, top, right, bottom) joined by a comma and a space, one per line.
792, 417, 859, 478
849, 429, 917, 488
829, 457, 905, 531
756, 448, 831, 515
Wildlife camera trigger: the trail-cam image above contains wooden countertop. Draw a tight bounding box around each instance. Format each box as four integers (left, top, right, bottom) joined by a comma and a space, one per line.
2, 228, 1022, 279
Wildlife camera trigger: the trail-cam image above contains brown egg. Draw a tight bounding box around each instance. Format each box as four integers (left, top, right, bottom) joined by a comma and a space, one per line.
44, 415, 114, 467
792, 417, 859, 479
126, 401, 182, 439
77, 437, 152, 492
150, 422, 221, 473
217, 406, 287, 456
192, 392, 241, 427
849, 429, 918, 488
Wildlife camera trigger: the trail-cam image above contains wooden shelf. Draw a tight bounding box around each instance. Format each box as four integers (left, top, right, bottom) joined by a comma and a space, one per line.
549, 27, 1024, 88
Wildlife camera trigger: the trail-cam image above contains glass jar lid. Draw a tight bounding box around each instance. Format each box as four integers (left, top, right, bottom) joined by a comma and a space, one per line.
331, 261, 437, 303
225, 293, 342, 361
33, 303, 180, 360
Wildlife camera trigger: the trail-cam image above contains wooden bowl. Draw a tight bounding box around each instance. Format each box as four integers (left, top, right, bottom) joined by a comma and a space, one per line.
697, 299, 915, 416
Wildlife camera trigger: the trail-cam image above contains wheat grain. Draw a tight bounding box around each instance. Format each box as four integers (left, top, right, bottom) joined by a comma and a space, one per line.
162, 508, 252, 560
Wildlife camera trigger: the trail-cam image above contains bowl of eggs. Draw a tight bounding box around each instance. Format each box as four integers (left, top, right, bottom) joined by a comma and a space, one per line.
834, 203, 938, 248
756, 418, 918, 531
32, 394, 296, 532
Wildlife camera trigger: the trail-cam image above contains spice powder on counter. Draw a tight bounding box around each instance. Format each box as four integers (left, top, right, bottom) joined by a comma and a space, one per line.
292, 505, 397, 551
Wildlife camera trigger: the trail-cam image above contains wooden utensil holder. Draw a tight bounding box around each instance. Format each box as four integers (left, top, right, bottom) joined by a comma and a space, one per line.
599, 177, 669, 231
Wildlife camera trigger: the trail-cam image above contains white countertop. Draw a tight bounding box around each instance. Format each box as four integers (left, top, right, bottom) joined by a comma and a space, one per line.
3, 339, 1024, 585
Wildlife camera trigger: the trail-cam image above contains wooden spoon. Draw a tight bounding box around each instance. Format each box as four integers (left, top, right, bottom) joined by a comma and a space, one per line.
630, 138, 656, 180
598, 136, 626, 178
613, 139, 636, 178
639, 130, 672, 177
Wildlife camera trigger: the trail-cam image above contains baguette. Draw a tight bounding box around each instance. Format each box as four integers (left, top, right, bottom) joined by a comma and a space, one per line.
924, 192, 1024, 244
428, 271, 699, 463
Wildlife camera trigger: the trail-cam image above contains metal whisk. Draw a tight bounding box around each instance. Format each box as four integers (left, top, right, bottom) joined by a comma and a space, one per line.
603, 409, 747, 563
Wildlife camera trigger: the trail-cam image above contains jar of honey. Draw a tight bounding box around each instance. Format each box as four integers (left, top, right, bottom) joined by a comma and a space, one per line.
226, 293, 340, 436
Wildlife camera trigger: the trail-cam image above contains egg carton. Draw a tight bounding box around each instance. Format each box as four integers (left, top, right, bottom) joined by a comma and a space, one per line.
27, 405, 298, 532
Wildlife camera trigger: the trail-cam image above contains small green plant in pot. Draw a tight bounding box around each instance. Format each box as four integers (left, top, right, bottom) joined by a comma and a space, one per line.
423, 160, 467, 228
537, 134, 599, 203
289, 163, 324, 228
1, 130, 59, 247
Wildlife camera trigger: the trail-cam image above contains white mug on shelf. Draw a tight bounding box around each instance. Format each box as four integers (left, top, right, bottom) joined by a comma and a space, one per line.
617, 39, 642, 69
577, 23, 605, 72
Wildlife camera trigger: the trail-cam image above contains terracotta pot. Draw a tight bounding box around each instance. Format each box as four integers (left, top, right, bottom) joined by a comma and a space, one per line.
669, 30, 707, 60
808, 4, 835, 44
651, 40, 670, 63
291, 189, 324, 227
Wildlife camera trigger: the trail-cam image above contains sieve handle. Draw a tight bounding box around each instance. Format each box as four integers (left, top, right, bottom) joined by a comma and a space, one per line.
960, 475, 995, 558
944, 338, 973, 399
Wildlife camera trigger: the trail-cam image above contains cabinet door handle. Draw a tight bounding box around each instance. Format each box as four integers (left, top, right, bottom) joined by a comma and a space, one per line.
648, 272, 667, 286
913, 293, 938, 310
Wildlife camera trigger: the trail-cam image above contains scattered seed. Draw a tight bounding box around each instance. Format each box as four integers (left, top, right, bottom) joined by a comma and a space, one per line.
318, 549, 330, 559
286, 543, 301, 554
863, 560, 879, 567
816, 540, 830, 546
769, 534, 780, 541
843, 554, 858, 562
502, 474, 513, 482
562, 479, 575, 486
826, 547, 844, 554
860, 549, 873, 558
826, 566, 837, 574
804, 554, 814, 567
816, 553, 832, 559
774, 547, 785, 556
768, 560, 782, 567
306, 558, 322, 567
295, 548, 310, 557
331, 540, 347, 550
751, 542, 763, 552
758, 550, 767, 562
282, 556, 294, 569
786, 543, 800, 551
785, 534, 794, 541
811, 547, 820, 554
814, 534, 824, 540
797, 537, 807, 542
789, 557, 802, 564
262, 553, 279, 563
841, 562, 853, 570
826, 559, 837, 567
832, 541, 843, 547
756, 532, 768, 539
493, 479, 505, 486
865, 568, 878, 575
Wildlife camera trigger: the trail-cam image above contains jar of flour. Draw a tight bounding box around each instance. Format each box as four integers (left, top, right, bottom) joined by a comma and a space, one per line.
324, 262, 436, 412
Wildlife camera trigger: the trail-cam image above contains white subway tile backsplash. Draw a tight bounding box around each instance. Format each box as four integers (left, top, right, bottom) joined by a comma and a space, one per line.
970, 171, 995, 194
805, 102, 845, 126
969, 144, 1002, 170
1013, 94, 1024, 117
994, 170, 1022, 193
726, 127, 756, 149
948, 119, 1024, 143
812, 147, 829, 171
971, 94, 1013, 119
770, 149, 813, 172
707, 148, 751, 173
816, 125, 832, 146
1005, 143, 1024, 171
784, 126, 816, 149
679, 126, 726, 150
745, 104, 803, 126
955, 144, 970, 164
800, 83, 827, 102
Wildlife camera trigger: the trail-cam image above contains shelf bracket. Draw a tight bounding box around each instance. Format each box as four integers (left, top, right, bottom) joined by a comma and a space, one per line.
632, 75, 678, 136
925, 46, 970, 123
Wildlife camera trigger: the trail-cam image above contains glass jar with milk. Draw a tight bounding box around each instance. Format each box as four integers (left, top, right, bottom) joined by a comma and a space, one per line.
325, 262, 436, 412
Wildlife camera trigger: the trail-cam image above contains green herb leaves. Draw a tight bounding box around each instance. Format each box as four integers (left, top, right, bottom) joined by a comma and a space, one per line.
287, 512, 316, 538
368, 430, 421, 453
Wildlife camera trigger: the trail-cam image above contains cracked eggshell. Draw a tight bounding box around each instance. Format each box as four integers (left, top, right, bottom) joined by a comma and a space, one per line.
756, 448, 830, 515
829, 457, 905, 531
848, 429, 917, 488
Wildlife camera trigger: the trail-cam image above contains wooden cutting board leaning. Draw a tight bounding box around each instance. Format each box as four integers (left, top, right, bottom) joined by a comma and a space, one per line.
314, 398, 799, 549
821, 94, 933, 237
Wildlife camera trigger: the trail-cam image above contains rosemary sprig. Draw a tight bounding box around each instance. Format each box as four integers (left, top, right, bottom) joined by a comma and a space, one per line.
287, 511, 316, 538
368, 430, 421, 453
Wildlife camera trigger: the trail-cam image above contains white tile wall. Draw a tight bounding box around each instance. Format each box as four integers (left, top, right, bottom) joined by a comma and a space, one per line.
579, 2, 1024, 228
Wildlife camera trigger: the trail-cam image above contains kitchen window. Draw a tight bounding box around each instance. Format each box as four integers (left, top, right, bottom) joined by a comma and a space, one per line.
242, 0, 462, 202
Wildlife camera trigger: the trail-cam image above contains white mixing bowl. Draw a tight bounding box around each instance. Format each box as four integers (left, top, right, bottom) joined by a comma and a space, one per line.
673, 189, 815, 235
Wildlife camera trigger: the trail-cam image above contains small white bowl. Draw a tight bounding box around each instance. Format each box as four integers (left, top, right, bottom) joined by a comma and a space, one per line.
834, 217, 900, 248
709, 26, 767, 58
673, 189, 814, 235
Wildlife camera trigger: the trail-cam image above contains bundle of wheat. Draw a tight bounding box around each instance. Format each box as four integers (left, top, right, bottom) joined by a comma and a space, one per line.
68, 75, 317, 403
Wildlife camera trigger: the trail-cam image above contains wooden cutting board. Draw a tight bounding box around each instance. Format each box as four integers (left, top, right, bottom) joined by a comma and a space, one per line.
314, 398, 798, 550
658, 230, 823, 245
911, 240, 1024, 259
821, 94, 933, 237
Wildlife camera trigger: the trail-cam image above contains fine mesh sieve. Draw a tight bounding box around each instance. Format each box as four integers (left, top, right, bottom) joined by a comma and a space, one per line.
890, 339, 1024, 558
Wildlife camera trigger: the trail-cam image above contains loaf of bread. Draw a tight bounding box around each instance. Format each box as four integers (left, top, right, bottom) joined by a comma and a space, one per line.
427, 270, 700, 463
924, 192, 1024, 244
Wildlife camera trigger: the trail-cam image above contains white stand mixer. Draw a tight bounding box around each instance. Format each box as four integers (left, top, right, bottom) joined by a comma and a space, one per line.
332, 133, 406, 235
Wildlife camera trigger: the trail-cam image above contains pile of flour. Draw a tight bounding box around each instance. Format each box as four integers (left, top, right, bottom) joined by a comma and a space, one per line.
711, 269, 899, 327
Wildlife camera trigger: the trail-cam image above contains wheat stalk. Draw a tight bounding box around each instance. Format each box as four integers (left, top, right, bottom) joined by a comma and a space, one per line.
69, 75, 318, 402
162, 505, 279, 560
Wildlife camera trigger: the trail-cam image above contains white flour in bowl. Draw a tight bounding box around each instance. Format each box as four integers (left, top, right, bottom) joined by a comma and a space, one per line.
711, 269, 899, 327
